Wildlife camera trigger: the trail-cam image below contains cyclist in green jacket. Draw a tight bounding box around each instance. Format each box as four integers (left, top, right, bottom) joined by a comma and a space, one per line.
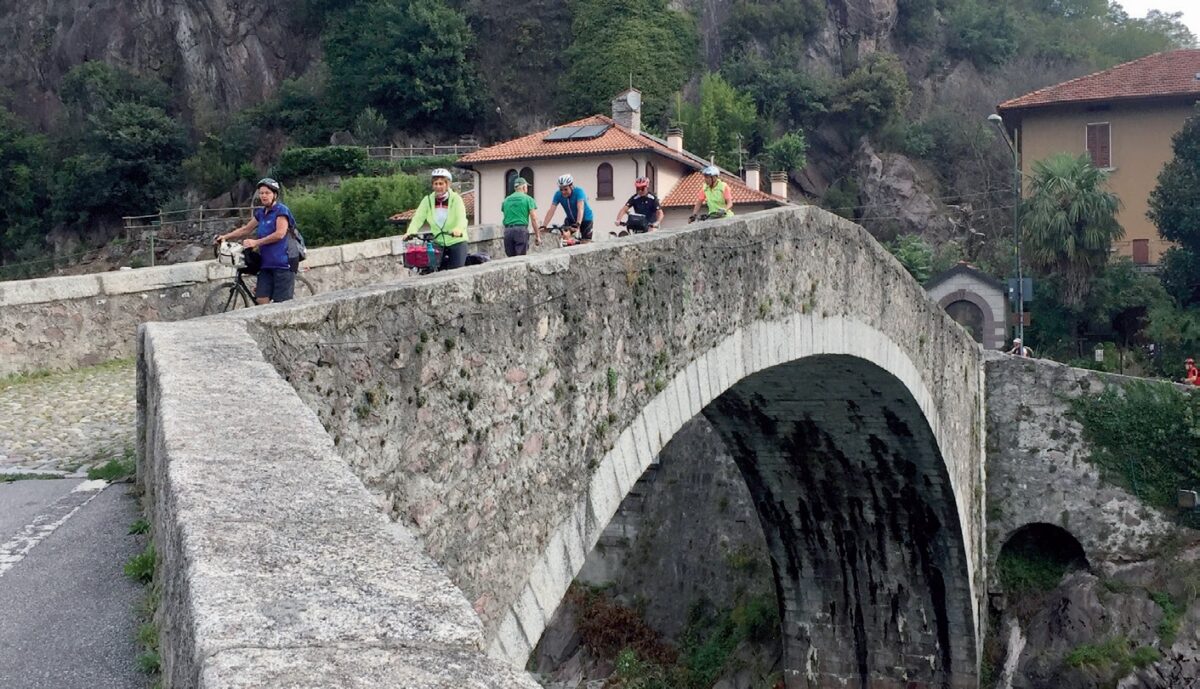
690, 165, 734, 221
393, 168, 470, 270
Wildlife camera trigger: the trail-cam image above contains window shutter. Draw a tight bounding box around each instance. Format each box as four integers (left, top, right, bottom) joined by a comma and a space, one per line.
597, 163, 614, 199
1132, 239, 1149, 265
1086, 124, 1110, 168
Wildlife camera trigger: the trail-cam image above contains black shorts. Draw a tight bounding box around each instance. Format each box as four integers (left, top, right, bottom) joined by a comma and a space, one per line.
575, 220, 594, 241
255, 268, 295, 302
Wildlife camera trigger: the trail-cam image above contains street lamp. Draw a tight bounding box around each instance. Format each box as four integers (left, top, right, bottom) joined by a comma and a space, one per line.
988, 113, 1024, 344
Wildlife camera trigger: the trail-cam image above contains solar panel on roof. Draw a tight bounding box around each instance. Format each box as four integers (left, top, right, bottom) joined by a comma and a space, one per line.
543, 126, 584, 141
570, 124, 611, 139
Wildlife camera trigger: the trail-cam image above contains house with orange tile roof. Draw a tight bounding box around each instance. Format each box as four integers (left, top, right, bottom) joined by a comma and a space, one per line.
453, 89, 788, 235
997, 49, 1200, 265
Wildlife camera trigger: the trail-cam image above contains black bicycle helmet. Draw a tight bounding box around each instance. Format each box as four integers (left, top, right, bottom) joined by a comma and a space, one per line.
257, 177, 281, 194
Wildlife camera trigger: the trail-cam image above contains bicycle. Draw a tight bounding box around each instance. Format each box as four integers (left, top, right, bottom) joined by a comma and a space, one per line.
202, 241, 316, 314
688, 209, 730, 223
611, 213, 657, 238
544, 224, 582, 248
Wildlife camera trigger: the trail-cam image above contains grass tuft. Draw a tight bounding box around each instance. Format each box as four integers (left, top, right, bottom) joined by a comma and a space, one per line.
124, 544, 155, 585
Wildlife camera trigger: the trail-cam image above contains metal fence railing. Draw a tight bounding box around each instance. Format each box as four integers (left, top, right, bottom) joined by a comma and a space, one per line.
121, 207, 254, 267
364, 144, 480, 161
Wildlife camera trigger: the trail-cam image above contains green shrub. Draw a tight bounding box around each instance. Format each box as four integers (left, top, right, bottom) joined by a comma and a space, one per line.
997, 548, 1070, 594
352, 107, 389, 146
1149, 590, 1184, 645
289, 173, 425, 247
1069, 381, 1200, 523
1066, 637, 1159, 675
831, 53, 911, 135
124, 544, 155, 585
273, 146, 369, 182
288, 188, 344, 247
947, 1, 1019, 68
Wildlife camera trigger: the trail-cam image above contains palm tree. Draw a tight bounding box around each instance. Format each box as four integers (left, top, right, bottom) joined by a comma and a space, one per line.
1020, 153, 1122, 307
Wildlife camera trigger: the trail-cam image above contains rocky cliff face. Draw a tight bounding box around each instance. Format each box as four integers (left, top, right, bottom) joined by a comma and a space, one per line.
0, 0, 316, 129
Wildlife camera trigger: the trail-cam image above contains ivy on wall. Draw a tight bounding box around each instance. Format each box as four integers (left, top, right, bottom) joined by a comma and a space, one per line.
1069, 381, 1200, 527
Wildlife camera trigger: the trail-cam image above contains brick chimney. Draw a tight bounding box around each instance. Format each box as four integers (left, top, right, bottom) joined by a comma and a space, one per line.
744, 162, 761, 191
666, 126, 683, 153
611, 88, 642, 135
770, 171, 788, 200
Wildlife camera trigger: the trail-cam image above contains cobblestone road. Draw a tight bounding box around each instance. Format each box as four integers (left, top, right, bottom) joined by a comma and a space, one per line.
0, 361, 135, 475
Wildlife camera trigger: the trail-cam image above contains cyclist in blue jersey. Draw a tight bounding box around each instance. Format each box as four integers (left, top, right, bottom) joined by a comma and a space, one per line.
214, 178, 296, 304
541, 174, 594, 243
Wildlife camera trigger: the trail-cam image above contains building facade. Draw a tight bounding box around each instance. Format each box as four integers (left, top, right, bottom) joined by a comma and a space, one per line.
998, 49, 1200, 265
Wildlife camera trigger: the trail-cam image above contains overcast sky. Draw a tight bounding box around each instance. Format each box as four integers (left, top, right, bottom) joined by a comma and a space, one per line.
1115, 0, 1200, 40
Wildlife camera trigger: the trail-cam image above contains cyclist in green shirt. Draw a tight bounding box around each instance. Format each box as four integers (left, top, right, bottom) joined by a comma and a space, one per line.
690, 165, 734, 221
391, 168, 470, 270
500, 177, 540, 256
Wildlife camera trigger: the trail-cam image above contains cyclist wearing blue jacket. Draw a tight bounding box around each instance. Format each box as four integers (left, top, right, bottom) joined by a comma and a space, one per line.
541, 174, 594, 243
215, 178, 296, 304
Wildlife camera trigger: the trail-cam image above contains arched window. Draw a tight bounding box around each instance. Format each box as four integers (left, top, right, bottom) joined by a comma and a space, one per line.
945, 300, 985, 343
519, 167, 535, 197
597, 163, 614, 200
505, 169, 518, 195
645, 161, 657, 195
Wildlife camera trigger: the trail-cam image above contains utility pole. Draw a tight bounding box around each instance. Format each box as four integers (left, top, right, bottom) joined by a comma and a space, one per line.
988, 114, 1024, 344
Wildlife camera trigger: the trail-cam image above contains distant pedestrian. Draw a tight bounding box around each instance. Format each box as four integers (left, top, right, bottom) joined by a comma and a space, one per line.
1007, 337, 1032, 357
1183, 358, 1198, 385
500, 177, 540, 256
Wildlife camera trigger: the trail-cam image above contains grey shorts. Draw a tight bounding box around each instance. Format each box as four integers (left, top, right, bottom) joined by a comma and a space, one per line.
255, 268, 295, 302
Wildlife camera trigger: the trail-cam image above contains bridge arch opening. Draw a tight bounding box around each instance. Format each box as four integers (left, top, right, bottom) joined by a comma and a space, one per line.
535, 353, 978, 689
996, 523, 1089, 595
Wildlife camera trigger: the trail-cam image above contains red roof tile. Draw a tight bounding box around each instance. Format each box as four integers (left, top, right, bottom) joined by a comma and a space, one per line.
660, 172, 782, 208
457, 115, 697, 166
998, 49, 1200, 112
393, 190, 475, 221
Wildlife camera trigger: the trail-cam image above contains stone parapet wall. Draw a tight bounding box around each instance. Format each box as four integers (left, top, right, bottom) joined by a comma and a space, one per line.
984, 354, 1179, 572
233, 206, 986, 685
0, 225, 513, 377
136, 318, 540, 688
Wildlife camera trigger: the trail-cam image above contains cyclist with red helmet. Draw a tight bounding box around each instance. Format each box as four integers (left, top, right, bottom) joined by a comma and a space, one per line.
615, 176, 662, 232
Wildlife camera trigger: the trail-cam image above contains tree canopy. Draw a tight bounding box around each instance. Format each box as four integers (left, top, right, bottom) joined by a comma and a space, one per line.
560, 0, 696, 127
323, 0, 480, 132
1020, 153, 1122, 307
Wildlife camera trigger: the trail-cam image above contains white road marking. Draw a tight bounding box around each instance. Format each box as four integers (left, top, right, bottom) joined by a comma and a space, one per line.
0, 481, 110, 579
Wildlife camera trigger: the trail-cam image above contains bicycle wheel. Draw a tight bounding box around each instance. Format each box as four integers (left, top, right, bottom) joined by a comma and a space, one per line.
294, 273, 316, 299
202, 282, 251, 314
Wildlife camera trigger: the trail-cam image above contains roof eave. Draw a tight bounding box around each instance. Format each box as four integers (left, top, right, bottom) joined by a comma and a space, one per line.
999, 91, 1200, 114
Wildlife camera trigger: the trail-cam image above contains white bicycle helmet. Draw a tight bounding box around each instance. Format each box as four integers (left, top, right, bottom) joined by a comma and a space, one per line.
702, 165, 719, 177
557, 174, 574, 187
431, 168, 453, 180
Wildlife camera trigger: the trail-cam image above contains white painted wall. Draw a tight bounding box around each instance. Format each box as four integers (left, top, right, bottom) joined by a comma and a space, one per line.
473, 154, 695, 240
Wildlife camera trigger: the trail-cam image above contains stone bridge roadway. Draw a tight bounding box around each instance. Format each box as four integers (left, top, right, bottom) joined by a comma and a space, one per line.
139, 206, 991, 688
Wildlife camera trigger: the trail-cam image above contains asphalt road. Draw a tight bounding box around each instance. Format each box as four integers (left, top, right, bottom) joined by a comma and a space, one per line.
0, 478, 146, 689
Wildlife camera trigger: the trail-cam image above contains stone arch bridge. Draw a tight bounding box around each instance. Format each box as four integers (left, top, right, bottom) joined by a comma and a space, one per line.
137, 206, 1174, 688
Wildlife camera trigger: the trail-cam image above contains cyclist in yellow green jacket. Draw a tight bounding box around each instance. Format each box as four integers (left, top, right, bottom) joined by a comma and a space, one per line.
393, 168, 470, 270
690, 165, 734, 221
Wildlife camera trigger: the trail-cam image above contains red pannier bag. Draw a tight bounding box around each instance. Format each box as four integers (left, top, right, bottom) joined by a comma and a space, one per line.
403, 242, 442, 269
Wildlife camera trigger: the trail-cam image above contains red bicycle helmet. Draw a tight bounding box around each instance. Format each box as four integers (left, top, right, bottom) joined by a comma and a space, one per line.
634, 176, 649, 189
